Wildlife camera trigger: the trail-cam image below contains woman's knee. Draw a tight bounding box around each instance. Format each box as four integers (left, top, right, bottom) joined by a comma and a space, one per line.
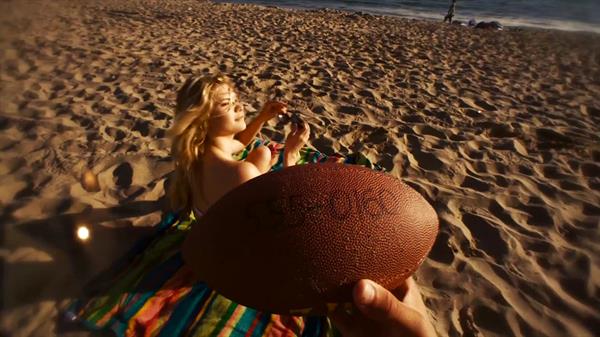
253, 144, 271, 159
247, 145, 271, 172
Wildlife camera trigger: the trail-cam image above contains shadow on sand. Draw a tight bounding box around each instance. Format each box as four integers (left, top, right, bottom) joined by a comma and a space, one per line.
3, 196, 191, 335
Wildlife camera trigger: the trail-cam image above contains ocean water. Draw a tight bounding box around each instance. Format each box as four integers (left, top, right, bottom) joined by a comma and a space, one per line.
216, 0, 600, 33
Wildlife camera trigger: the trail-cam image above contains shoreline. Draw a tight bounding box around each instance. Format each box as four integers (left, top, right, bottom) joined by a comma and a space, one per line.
216, 0, 600, 35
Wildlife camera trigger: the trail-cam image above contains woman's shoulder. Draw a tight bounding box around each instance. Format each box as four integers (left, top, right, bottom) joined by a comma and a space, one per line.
205, 155, 260, 182
203, 148, 261, 187
232, 139, 246, 154
235, 161, 262, 182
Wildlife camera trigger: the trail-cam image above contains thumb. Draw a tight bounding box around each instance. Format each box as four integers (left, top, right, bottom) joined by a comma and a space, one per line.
353, 279, 418, 325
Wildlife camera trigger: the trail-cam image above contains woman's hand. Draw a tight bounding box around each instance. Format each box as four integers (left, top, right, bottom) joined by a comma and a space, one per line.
283, 121, 310, 167
259, 101, 288, 122
235, 101, 287, 147
329, 278, 437, 337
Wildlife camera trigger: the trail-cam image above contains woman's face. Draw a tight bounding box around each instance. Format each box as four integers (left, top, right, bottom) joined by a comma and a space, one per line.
207, 84, 246, 137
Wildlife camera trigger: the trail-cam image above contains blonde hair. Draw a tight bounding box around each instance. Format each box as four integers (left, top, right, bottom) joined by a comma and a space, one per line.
167, 73, 233, 212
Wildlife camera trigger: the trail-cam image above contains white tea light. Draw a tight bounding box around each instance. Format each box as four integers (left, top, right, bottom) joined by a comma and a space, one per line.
76, 225, 90, 241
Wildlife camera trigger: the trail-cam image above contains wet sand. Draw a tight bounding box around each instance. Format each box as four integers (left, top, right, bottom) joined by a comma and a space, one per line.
1, 0, 599, 336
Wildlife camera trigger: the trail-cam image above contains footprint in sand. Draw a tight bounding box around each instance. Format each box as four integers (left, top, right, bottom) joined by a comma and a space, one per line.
338, 105, 363, 116
428, 230, 454, 264
460, 175, 491, 192
370, 142, 399, 172
0, 157, 27, 176
581, 163, 600, 178
402, 133, 444, 171
104, 126, 127, 141
475, 305, 517, 336
400, 113, 424, 124
132, 120, 151, 137
411, 150, 444, 172
113, 162, 133, 189
559, 179, 584, 191
365, 127, 388, 144
91, 101, 114, 115
518, 203, 555, 228
312, 135, 336, 155
413, 124, 446, 139
581, 202, 600, 217
462, 212, 508, 262
459, 97, 497, 112
535, 127, 576, 150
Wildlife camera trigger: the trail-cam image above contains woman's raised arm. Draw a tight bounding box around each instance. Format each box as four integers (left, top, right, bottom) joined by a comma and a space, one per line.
235, 101, 288, 146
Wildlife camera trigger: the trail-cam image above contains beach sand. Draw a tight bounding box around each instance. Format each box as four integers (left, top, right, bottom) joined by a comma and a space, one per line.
1, 0, 599, 336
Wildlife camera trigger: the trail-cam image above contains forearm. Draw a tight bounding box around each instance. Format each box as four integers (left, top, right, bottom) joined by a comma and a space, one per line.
283, 151, 300, 168
235, 114, 268, 147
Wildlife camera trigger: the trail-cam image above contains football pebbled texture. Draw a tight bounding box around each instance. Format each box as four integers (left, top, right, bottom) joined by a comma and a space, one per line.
182, 162, 439, 315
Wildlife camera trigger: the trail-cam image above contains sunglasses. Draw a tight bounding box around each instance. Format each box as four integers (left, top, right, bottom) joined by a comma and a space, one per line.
278, 112, 304, 128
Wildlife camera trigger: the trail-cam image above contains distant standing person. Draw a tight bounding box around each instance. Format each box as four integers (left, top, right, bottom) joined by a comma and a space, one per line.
444, 0, 457, 23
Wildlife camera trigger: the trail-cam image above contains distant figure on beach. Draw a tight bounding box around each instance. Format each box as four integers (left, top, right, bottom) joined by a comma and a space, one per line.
475, 21, 504, 30
443, 0, 457, 23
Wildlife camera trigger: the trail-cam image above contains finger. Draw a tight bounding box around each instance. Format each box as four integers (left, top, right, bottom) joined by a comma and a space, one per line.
353, 279, 417, 325
300, 124, 310, 137
295, 119, 307, 129
401, 277, 430, 315
391, 278, 410, 301
270, 101, 286, 110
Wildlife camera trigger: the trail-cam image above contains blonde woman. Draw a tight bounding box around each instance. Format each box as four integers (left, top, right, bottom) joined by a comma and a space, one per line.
167, 74, 310, 215
67, 73, 436, 336
168, 74, 436, 337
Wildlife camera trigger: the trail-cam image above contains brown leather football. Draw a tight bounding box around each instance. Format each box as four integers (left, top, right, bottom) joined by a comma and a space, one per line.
182, 162, 438, 315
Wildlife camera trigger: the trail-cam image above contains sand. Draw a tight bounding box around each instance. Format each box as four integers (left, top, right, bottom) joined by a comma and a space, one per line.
1, 0, 599, 336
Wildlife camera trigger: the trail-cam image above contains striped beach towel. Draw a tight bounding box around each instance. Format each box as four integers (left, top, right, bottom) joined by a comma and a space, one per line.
65, 140, 383, 337
235, 138, 382, 171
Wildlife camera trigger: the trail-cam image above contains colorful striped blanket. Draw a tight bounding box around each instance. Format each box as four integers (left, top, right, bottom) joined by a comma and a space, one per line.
65, 140, 383, 337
